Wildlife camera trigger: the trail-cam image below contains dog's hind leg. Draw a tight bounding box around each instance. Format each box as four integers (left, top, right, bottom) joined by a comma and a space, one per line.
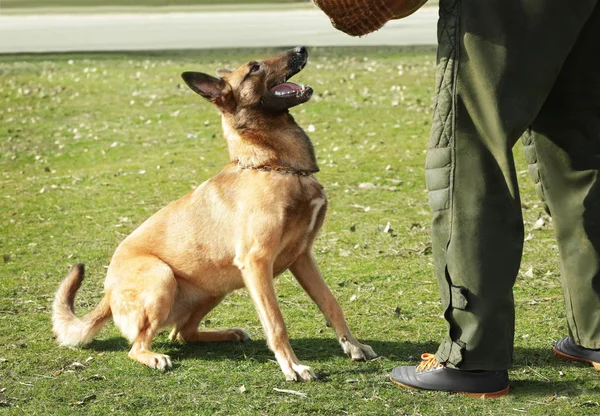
127, 324, 173, 371
169, 296, 251, 343
289, 252, 377, 361
109, 257, 176, 371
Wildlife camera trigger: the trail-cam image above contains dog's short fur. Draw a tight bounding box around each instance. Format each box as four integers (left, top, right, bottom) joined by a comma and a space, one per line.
52, 47, 376, 381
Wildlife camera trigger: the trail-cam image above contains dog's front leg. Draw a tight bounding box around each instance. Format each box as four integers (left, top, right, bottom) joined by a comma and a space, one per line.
290, 252, 377, 361
236, 252, 317, 382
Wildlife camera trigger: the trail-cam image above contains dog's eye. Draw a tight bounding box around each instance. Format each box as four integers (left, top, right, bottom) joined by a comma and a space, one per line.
249, 64, 260, 73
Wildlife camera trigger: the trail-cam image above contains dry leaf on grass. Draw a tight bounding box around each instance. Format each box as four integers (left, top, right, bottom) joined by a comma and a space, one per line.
383, 222, 393, 234
350, 204, 371, 212
273, 388, 307, 398
577, 401, 600, 408
71, 394, 96, 406
532, 217, 545, 230
68, 361, 86, 370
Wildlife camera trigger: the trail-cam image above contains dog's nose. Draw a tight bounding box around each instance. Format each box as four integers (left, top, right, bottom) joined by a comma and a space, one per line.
294, 46, 307, 56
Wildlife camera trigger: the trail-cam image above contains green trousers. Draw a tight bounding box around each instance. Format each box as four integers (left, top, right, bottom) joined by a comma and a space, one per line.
427, 0, 600, 370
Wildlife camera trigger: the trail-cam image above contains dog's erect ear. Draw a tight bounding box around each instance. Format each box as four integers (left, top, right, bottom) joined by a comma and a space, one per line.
181, 72, 229, 103
215, 68, 232, 77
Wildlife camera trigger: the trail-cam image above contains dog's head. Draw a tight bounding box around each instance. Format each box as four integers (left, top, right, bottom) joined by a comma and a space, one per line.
181, 46, 313, 114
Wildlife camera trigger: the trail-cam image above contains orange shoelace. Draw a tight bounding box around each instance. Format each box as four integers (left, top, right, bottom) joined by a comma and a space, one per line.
416, 353, 444, 372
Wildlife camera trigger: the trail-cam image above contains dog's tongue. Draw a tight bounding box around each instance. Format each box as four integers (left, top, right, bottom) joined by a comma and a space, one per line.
270, 82, 301, 95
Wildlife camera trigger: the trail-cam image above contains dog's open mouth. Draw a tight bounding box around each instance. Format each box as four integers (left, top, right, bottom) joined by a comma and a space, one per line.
270, 82, 312, 98
262, 78, 313, 112
262, 49, 313, 112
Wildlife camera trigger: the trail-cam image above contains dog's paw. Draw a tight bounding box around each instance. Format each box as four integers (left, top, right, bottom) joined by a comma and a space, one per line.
339, 337, 378, 361
282, 363, 317, 382
131, 351, 173, 371
230, 328, 252, 342
154, 354, 173, 371
291, 363, 318, 382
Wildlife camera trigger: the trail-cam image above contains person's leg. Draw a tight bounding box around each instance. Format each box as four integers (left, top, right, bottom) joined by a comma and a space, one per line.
428, 0, 598, 370
392, 0, 598, 396
522, 3, 600, 365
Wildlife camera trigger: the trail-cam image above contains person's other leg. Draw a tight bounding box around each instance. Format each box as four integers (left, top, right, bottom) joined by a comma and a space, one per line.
428, 0, 597, 371
392, 0, 598, 396
522, 2, 600, 367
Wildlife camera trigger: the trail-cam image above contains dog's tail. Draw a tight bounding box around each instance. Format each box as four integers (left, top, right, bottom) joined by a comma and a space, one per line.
52, 263, 112, 347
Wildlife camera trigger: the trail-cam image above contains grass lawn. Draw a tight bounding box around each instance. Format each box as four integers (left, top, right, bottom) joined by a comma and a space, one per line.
1, 46, 598, 415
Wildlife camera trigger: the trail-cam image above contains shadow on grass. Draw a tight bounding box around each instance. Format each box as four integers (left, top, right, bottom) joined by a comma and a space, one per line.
86, 337, 596, 397
88, 336, 575, 368
87, 337, 438, 363
507, 379, 590, 399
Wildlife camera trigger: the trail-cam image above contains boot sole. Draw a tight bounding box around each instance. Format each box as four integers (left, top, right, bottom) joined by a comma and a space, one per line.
390, 377, 510, 398
553, 347, 600, 370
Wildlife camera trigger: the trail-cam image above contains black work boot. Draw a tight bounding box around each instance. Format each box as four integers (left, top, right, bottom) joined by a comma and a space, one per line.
390, 353, 510, 398
553, 337, 600, 370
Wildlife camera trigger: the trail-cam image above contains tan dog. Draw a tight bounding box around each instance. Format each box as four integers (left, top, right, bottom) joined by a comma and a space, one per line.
52, 47, 376, 381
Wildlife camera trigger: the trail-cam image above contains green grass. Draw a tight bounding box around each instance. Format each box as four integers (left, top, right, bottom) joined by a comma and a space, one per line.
1, 47, 598, 415
0, 0, 303, 9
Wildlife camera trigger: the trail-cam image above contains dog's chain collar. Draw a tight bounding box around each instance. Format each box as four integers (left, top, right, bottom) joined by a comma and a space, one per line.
237, 161, 316, 177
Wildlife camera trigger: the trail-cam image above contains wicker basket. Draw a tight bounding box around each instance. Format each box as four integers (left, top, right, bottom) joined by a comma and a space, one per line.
313, 0, 428, 36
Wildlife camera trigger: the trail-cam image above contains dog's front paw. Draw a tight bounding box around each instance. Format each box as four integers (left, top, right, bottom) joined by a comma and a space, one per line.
339, 336, 378, 361
153, 354, 174, 371
130, 351, 173, 371
230, 328, 252, 342
282, 362, 317, 382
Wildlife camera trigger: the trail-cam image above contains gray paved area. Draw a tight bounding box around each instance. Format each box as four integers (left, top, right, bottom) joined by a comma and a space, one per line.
0, 7, 437, 53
